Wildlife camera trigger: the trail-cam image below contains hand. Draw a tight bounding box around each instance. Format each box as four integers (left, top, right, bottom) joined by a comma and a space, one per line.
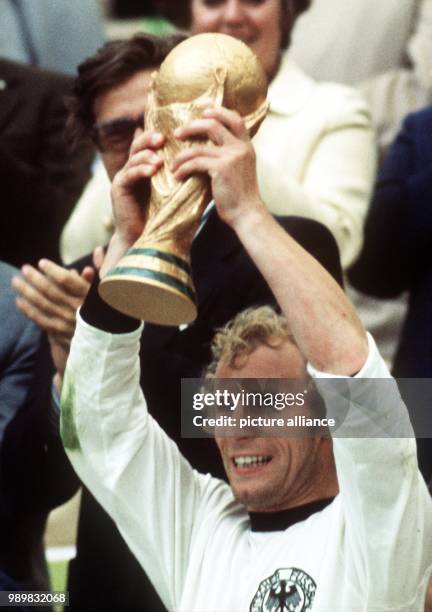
11, 258, 94, 376
102, 130, 165, 277
111, 129, 164, 244
171, 107, 266, 229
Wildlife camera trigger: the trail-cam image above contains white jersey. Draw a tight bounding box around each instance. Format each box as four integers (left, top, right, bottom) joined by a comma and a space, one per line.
61, 315, 432, 611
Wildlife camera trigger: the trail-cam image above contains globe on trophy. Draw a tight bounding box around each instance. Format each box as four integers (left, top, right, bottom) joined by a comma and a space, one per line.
98, 32, 269, 325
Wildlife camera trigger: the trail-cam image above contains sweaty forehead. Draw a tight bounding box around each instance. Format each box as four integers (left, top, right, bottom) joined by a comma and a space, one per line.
215, 341, 306, 379
93, 69, 154, 124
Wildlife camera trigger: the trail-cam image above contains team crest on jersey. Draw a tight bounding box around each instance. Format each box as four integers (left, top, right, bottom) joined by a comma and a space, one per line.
250, 567, 316, 612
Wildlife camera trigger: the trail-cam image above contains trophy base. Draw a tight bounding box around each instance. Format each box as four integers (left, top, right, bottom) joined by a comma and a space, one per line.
99, 273, 197, 326
98, 247, 198, 325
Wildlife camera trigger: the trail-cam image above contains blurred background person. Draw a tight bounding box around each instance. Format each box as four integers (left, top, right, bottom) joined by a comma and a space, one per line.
349, 105, 432, 480
0, 58, 94, 267
0, 261, 79, 602
363, 107, 432, 379
0, 0, 104, 75
288, 0, 432, 151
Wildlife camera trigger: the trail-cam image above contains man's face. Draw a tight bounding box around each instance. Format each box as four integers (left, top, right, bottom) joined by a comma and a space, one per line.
215, 341, 327, 512
92, 69, 154, 180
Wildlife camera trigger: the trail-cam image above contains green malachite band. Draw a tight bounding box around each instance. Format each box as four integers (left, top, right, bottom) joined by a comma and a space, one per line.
107, 266, 196, 302
127, 248, 191, 274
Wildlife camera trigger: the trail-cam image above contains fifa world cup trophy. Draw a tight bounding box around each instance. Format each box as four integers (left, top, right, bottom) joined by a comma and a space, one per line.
99, 33, 268, 325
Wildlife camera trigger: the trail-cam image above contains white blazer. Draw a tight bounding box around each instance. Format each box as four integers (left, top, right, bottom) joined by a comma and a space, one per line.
255, 55, 376, 268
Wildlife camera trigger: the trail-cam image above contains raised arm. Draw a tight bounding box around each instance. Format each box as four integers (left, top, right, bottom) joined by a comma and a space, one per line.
59, 128, 231, 610
172, 107, 369, 375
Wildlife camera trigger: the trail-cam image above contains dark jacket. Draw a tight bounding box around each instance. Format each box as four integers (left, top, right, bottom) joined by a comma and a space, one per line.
349, 107, 432, 378
349, 109, 432, 479
0, 59, 93, 267
0, 261, 79, 593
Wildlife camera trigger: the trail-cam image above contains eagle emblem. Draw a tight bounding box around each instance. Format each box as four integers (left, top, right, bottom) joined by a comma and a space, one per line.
250, 568, 316, 612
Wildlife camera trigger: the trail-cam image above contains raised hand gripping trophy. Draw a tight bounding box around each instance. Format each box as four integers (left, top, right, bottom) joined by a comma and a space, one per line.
99, 33, 268, 325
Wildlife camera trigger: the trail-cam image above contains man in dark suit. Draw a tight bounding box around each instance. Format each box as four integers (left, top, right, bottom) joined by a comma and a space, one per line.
0, 58, 94, 267
13, 34, 343, 611
0, 261, 79, 596
349, 107, 432, 479
349, 107, 432, 377
0, 262, 40, 434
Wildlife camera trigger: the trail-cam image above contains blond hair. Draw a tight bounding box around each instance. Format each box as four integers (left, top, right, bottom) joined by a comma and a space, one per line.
206, 306, 295, 377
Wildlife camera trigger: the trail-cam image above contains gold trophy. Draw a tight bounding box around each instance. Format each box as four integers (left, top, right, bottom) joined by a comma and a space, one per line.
99, 33, 268, 325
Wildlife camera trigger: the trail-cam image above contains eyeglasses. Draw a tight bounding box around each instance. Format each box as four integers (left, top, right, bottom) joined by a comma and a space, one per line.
91, 113, 145, 152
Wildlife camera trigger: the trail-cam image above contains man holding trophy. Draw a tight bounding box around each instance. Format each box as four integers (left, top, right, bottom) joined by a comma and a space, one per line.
60, 34, 432, 611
